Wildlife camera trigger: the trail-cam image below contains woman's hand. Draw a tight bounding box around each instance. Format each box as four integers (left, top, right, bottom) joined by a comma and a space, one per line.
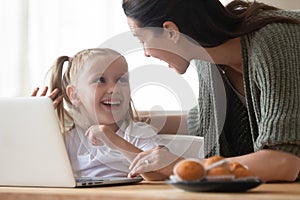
31, 86, 63, 109
128, 147, 184, 178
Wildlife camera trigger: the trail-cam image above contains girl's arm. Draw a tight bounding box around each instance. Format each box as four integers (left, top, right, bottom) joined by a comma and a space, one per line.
138, 112, 188, 135
85, 125, 169, 181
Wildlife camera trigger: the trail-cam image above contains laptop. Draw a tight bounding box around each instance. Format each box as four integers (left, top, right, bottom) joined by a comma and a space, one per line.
0, 96, 143, 187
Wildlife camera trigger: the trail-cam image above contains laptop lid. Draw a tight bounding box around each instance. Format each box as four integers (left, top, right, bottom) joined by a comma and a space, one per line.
0, 97, 76, 187
0, 97, 142, 187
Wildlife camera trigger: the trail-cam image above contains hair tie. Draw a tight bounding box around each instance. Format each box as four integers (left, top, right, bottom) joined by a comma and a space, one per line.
68, 57, 73, 62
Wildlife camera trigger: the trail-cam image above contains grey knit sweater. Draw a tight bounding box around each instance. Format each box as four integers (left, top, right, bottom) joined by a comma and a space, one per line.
187, 10, 300, 158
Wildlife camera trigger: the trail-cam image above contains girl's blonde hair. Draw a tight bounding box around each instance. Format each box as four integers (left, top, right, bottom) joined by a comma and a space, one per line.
49, 48, 138, 134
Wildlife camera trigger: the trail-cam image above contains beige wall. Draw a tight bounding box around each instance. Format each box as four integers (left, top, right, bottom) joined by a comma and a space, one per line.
220, 0, 300, 10
260, 0, 300, 9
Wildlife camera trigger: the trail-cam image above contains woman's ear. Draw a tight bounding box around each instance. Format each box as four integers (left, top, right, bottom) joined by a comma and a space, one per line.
66, 85, 81, 107
163, 21, 180, 44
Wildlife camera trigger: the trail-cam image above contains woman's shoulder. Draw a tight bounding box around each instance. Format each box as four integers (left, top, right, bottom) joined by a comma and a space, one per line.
258, 9, 300, 22
276, 9, 300, 19
273, 9, 300, 18
242, 10, 300, 55
250, 10, 300, 40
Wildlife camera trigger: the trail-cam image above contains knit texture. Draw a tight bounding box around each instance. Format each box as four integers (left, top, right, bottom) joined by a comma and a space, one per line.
188, 10, 300, 158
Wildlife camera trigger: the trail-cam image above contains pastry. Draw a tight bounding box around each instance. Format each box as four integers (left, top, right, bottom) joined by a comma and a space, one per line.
232, 167, 254, 178
173, 159, 205, 181
229, 162, 254, 178
206, 166, 231, 176
229, 161, 244, 171
204, 155, 225, 168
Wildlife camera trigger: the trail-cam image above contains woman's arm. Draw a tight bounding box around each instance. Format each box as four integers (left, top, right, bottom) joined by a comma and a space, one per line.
229, 149, 300, 182
128, 147, 184, 179
128, 148, 300, 182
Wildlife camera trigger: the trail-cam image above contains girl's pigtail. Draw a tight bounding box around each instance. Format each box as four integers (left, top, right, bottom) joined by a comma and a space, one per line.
49, 56, 71, 134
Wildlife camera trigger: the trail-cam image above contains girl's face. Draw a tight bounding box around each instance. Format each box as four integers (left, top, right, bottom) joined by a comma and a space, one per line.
127, 17, 190, 74
74, 55, 130, 126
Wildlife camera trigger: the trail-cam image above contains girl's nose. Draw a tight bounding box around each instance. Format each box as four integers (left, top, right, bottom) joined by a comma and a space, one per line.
143, 47, 151, 57
106, 82, 118, 94
106, 83, 115, 94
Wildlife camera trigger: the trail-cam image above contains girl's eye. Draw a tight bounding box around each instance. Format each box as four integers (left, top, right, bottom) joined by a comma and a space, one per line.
118, 76, 129, 84
96, 77, 105, 84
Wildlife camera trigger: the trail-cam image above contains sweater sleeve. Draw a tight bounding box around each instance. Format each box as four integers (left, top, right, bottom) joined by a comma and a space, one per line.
187, 60, 213, 137
187, 105, 200, 135
244, 21, 300, 156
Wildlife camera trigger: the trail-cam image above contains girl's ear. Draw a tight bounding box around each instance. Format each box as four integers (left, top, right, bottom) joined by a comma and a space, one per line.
163, 21, 180, 44
66, 85, 81, 107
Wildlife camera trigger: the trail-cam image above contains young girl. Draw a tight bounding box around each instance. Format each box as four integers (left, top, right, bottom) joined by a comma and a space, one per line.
41, 48, 168, 180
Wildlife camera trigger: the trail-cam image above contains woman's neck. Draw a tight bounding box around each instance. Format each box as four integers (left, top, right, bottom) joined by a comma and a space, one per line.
185, 37, 242, 72
204, 38, 245, 96
183, 36, 245, 95
205, 37, 243, 73
209, 38, 245, 96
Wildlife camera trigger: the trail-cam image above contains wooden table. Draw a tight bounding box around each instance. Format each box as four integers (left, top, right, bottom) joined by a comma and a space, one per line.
0, 181, 299, 200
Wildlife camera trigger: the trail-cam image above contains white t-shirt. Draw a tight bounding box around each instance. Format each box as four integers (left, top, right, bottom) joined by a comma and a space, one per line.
65, 121, 160, 177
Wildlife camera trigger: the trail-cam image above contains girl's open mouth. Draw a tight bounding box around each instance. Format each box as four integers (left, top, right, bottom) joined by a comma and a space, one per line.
101, 100, 121, 108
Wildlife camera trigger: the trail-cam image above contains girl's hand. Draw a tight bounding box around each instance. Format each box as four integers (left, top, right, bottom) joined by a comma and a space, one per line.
85, 125, 107, 146
31, 86, 63, 109
128, 146, 184, 178
85, 125, 116, 148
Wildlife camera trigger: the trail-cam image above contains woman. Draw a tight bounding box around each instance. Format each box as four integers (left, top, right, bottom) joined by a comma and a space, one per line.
123, 0, 300, 182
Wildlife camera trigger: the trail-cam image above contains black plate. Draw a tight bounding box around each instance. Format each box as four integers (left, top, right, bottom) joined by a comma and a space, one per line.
166, 178, 263, 192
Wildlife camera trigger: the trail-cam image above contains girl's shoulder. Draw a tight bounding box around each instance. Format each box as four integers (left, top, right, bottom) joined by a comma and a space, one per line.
123, 121, 158, 138
64, 127, 86, 144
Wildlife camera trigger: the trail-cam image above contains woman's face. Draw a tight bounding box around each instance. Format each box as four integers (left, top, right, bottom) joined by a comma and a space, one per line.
127, 17, 190, 74
74, 55, 131, 126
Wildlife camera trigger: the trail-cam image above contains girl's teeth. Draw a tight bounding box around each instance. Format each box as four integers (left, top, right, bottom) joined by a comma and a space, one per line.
103, 101, 120, 105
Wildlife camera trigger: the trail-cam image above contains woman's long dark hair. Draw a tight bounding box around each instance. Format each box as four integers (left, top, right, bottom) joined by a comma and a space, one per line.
122, 0, 299, 47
